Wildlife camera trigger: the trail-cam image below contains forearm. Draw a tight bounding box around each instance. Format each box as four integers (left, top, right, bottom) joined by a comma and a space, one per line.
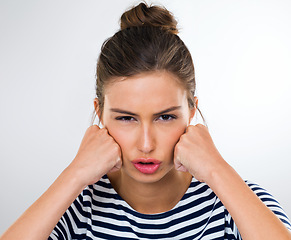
0, 166, 90, 240
207, 159, 291, 240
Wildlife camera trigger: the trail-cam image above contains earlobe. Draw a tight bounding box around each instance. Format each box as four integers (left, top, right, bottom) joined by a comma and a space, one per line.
94, 98, 100, 116
189, 110, 195, 125
94, 98, 103, 124
189, 97, 198, 124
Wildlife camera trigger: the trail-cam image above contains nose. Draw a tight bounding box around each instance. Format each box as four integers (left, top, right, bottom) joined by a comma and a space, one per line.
137, 124, 155, 154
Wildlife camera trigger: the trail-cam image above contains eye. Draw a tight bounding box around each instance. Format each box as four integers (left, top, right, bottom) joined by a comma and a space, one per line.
157, 114, 177, 121
115, 116, 136, 122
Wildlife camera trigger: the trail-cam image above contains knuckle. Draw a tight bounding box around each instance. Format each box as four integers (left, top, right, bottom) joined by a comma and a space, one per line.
188, 125, 195, 130
179, 134, 186, 141
116, 157, 122, 165
179, 134, 188, 143
112, 143, 120, 153
99, 128, 107, 134
99, 129, 109, 138
89, 125, 100, 131
175, 144, 182, 153
196, 123, 206, 129
86, 125, 100, 136
186, 125, 195, 134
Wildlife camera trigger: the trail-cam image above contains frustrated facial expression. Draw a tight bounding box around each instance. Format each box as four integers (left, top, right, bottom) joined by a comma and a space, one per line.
99, 71, 195, 183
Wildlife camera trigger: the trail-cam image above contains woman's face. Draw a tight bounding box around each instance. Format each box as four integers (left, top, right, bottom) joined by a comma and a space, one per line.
97, 71, 196, 183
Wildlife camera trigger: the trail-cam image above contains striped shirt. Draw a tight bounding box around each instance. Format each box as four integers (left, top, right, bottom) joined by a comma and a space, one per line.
49, 175, 291, 239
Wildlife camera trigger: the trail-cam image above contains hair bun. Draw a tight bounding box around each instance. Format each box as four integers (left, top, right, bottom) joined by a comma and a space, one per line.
120, 2, 178, 35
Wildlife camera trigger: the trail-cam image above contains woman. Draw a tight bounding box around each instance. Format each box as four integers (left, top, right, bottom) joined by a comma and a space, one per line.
1, 2, 291, 240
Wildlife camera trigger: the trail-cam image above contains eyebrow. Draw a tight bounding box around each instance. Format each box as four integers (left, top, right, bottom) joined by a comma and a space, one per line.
110, 106, 182, 116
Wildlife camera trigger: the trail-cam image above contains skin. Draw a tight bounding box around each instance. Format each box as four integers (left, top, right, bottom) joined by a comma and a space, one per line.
1, 70, 290, 240
98, 71, 195, 213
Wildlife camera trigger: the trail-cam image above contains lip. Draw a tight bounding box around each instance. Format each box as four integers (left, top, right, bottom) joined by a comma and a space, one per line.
132, 158, 161, 174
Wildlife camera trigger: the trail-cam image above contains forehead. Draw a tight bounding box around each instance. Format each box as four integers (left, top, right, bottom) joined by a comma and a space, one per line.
104, 71, 187, 110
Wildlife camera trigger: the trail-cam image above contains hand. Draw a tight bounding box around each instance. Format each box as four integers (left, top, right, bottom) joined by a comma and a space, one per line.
68, 125, 122, 186
174, 124, 224, 183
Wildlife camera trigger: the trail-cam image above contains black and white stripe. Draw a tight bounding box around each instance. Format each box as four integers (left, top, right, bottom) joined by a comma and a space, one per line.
49, 175, 291, 239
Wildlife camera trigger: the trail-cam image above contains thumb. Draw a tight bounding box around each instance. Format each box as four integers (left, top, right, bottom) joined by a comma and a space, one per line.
108, 156, 122, 173
174, 155, 188, 172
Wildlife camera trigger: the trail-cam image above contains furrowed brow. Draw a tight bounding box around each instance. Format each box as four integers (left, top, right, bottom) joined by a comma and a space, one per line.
153, 106, 182, 116
110, 108, 138, 116
110, 106, 181, 117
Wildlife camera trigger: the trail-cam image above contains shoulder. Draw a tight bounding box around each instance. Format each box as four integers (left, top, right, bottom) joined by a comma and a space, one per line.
244, 180, 286, 208
240, 180, 291, 231
186, 178, 290, 228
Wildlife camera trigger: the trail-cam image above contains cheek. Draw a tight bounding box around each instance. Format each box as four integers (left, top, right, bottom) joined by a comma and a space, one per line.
105, 121, 187, 156
162, 128, 185, 151
107, 126, 132, 152
156, 123, 186, 157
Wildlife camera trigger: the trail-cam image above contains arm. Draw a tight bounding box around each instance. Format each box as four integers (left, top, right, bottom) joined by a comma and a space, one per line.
0, 126, 122, 240
208, 159, 291, 239
174, 124, 291, 240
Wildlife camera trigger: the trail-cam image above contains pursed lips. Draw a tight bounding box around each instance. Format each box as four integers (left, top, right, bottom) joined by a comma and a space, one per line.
132, 158, 161, 174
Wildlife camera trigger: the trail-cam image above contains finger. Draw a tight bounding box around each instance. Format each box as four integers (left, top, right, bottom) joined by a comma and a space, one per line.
109, 156, 122, 173
87, 124, 100, 133
182, 124, 192, 134
108, 166, 120, 173
174, 161, 188, 172
116, 155, 122, 168
185, 124, 195, 133
174, 155, 188, 172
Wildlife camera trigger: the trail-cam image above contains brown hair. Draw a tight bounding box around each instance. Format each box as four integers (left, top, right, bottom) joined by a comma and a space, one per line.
92, 2, 205, 124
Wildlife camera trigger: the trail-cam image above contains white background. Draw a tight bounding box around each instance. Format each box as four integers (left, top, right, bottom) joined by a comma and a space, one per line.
0, 0, 290, 234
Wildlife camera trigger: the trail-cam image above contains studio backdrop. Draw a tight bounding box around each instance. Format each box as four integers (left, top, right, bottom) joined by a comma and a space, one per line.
0, 0, 291, 234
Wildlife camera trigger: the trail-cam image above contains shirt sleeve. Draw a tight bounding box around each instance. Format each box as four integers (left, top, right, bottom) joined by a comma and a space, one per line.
224, 180, 291, 239
48, 186, 93, 240
246, 181, 291, 230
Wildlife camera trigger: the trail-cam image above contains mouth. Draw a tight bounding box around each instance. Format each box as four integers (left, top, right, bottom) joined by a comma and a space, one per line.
132, 158, 161, 174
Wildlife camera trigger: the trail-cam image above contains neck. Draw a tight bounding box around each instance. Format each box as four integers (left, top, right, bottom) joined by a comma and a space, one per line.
108, 168, 192, 214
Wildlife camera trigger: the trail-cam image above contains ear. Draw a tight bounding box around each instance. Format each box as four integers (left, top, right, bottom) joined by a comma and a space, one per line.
94, 98, 103, 125
189, 97, 198, 124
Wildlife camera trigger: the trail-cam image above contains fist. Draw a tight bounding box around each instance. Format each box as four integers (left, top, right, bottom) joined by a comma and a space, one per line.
174, 124, 224, 183
70, 125, 122, 186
